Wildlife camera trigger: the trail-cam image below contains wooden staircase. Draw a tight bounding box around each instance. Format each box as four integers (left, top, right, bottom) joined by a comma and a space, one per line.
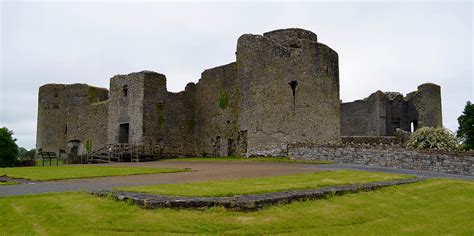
85, 143, 161, 163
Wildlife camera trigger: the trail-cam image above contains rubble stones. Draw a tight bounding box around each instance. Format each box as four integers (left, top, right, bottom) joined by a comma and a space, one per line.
92, 178, 422, 211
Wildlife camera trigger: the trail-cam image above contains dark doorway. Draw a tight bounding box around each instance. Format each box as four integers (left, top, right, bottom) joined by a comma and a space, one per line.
119, 123, 129, 143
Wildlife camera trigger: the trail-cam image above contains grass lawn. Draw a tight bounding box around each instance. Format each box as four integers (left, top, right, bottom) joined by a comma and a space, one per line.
35, 159, 65, 166
1, 179, 472, 234
162, 156, 331, 164
0, 166, 185, 181
118, 170, 414, 197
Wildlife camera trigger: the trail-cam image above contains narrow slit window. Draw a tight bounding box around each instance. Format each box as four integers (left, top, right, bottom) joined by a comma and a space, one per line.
289, 81, 298, 112
123, 85, 128, 97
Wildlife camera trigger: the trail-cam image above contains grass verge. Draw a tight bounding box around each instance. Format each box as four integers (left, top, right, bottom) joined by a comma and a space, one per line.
117, 170, 414, 197
0, 181, 17, 186
162, 156, 331, 164
0, 166, 186, 181
35, 159, 65, 166
0, 179, 472, 234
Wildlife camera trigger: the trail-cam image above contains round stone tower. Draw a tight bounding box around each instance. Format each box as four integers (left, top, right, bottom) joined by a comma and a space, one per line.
414, 83, 443, 128
236, 28, 340, 156
36, 84, 68, 152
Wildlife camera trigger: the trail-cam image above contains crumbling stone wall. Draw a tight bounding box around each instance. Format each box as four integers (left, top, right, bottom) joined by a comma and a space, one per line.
143, 77, 197, 157
341, 83, 442, 136
341, 91, 386, 136
194, 63, 239, 157
36, 83, 108, 154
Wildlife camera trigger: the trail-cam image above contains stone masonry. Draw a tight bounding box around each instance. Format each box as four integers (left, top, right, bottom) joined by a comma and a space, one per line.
36, 28, 443, 158
341, 83, 442, 136
288, 143, 474, 176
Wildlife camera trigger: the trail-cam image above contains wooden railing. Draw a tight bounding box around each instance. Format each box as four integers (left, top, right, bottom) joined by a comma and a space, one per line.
85, 143, 162, 163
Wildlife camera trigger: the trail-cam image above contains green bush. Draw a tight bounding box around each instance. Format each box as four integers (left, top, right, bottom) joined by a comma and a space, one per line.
406, 127, 459, 151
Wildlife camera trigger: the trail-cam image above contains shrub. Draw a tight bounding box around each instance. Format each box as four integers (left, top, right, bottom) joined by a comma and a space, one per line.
406, 127, 459, 151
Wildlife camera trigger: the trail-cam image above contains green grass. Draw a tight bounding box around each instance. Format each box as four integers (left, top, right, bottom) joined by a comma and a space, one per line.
0, 166, 186, 181
162, 156, 332, 164
1, 179, 472, 234
35, 159, 65, 166
0, 181, 17, 186
118, 170, 414, 197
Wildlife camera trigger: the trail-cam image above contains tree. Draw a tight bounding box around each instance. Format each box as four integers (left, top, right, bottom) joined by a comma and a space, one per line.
0, 127, 18, 167
17, 147, 27, 158
17, 147, 36, 160
457, 101, 474, 150
16, 147, 36, 167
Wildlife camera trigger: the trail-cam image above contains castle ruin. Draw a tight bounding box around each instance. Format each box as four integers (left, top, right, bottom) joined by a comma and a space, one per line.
36, 28, 442, 159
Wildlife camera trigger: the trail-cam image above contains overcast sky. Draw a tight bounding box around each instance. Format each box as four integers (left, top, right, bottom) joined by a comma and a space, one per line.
1, 1, 473, 149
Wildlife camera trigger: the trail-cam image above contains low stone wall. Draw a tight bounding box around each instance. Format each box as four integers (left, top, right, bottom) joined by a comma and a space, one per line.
92, 178, 421, 211
341, 136, 399, 145
288, 143, 474, 176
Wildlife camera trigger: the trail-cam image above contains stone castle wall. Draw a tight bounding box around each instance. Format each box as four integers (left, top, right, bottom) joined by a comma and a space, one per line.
341, 83, 442, 136
237, 29, 340, 156
107, 72, 147, 145
37, 83, 108, 154
194, 63, 239, 157
288, 143, 474, 176
410, 83, 443, 128
36, 28, 443, 161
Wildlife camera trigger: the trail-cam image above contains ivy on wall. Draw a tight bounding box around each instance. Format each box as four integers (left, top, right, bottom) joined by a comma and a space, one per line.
85, 139, 93, 153
87, 87, 98, 104
218, 89, 229, 110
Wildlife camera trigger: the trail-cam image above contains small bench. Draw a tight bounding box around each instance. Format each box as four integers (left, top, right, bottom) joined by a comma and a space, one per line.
39, 152, 59, 166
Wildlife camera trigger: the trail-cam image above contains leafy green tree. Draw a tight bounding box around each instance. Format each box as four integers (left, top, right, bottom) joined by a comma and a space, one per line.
17, 147, 27, 158
16, 147, 36, 167
0, 127, 18, 167
457, 101, 474, 150
17, 147, 36, 160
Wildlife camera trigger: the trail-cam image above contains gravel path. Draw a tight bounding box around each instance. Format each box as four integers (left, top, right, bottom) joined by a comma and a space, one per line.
0, 161, 314, 197
0, 161, 472, 197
